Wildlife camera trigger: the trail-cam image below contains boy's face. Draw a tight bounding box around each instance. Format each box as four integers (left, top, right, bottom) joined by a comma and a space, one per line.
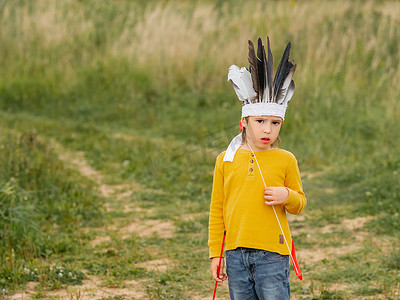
242, 115, 283, 151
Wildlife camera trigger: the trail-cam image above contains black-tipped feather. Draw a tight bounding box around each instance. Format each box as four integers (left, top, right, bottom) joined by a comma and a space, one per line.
273, 42, 292, 100
257, 38, 266, 102
282, 80, 295, 104
276, 64, 296, 103
266, 37, 274, 102
248, 40, 260, 101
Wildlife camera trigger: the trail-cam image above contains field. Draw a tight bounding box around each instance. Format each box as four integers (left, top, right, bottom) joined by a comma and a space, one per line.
1, 0, 399, 299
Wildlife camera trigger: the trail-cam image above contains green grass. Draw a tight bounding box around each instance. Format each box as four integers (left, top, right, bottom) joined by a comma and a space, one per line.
0, 131, 103, 291
1, 0, 400, 298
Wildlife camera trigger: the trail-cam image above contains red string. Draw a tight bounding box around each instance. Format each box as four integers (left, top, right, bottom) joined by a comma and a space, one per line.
212, 231, 226, 300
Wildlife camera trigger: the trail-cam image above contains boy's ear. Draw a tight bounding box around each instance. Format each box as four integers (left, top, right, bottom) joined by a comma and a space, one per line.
241, 117, 247, 127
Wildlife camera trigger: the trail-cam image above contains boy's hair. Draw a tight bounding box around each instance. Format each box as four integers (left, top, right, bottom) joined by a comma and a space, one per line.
241, 117, 250, 144
241, 117, 281, 148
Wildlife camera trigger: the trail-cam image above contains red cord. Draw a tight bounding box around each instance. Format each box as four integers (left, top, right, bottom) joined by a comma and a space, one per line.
291, 239, 303, 280
212, 231, 226, 300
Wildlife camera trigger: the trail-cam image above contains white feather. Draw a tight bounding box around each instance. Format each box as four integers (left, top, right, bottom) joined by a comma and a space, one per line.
227, 65, 257, 102
281, 81, 295, 105
276, 67, 296, 104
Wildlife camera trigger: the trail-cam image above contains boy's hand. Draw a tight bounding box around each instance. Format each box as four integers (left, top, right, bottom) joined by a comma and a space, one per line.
264, 186, 289, 206
211, 257, 227, 282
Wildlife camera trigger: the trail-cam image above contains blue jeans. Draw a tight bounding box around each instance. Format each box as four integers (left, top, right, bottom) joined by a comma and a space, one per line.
226, 248, 290, 300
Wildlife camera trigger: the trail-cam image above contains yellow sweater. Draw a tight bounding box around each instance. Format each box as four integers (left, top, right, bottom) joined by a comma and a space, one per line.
208, 148, 306, 258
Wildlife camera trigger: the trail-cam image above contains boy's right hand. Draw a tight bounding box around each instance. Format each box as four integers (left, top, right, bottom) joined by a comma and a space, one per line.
211, 257, 228, 282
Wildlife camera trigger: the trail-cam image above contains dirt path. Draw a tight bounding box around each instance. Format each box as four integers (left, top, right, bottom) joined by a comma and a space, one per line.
8, 140, 177, 300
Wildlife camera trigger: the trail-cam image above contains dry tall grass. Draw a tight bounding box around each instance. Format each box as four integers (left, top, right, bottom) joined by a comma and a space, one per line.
2, 0, 400, 95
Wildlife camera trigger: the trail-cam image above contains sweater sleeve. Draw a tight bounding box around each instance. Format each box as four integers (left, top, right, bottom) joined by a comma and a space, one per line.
283, 157, 307, 215
208, 154, 226, 258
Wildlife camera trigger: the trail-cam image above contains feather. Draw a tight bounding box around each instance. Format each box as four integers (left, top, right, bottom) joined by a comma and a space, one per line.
282, 80, 295, 105
266, 37, 274, 102
257, 38, 266, 102
273, 42, 292, 101
228, 65, 257, 104
276, 63, 296, 103
248, 40, 260, 101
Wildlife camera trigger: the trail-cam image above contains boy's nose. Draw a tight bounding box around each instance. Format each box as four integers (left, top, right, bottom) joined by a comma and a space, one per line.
264, 126, 271, 133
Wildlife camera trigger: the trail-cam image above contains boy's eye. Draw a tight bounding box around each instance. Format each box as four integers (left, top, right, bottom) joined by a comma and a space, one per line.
272, 121, 281, 125
256, 120, 264, 123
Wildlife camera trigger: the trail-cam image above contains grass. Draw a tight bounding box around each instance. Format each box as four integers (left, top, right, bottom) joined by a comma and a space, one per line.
1, 0, 400, 298
0, 131, 102, 291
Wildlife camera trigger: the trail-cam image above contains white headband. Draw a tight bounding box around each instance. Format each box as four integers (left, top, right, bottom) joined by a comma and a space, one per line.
241, 102, 287, 120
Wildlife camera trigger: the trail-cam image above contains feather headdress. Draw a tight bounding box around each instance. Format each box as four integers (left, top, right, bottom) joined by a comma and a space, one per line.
228, 37, 296, 120
224, 37, 297, 162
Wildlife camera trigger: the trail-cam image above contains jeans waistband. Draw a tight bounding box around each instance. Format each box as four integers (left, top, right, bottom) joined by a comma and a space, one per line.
235, 247, 260, 253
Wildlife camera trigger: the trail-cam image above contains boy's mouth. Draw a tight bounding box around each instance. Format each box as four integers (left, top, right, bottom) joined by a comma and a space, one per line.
261, 138, 270, 144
